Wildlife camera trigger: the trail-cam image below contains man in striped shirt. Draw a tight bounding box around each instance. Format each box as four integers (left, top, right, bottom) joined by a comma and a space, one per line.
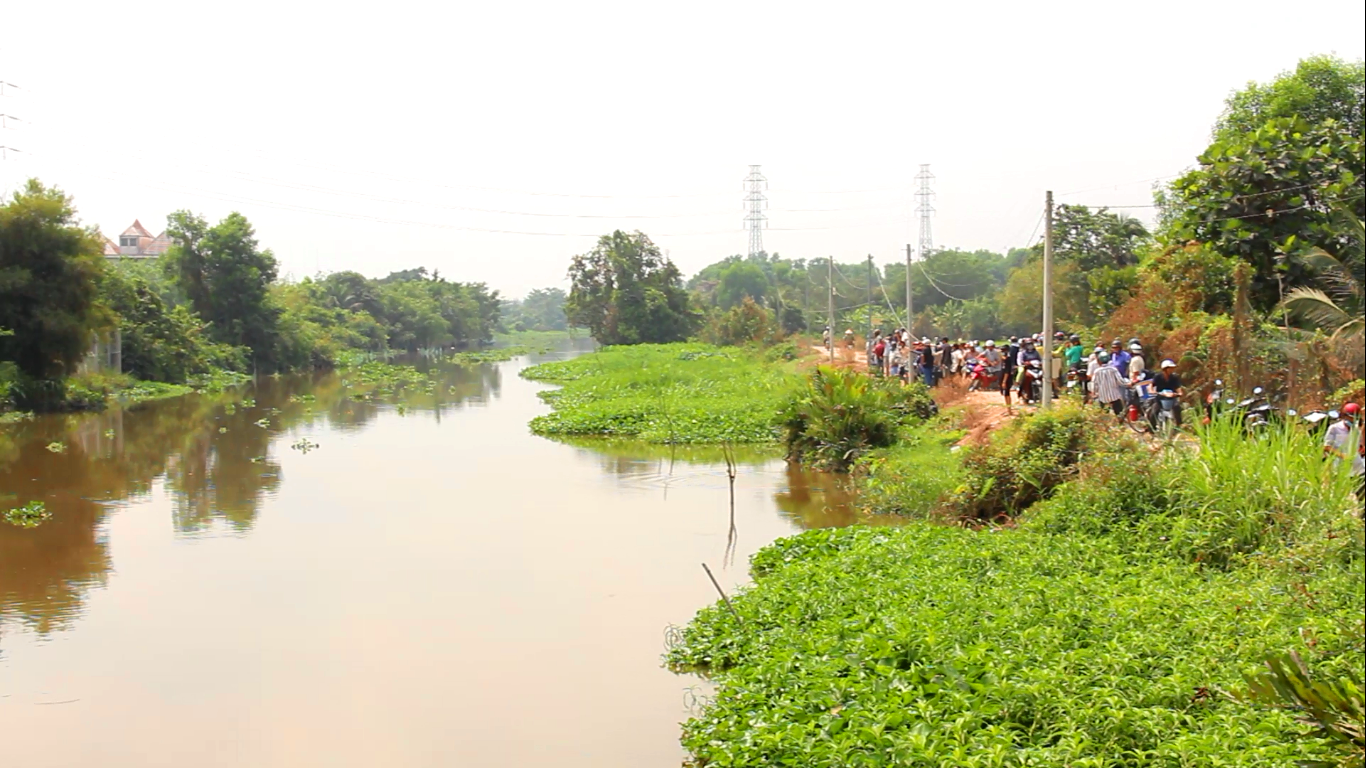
1090, 351, 1130, 416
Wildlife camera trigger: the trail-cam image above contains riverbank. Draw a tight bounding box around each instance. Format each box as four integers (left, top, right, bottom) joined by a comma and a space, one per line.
668, 404, 1365, 766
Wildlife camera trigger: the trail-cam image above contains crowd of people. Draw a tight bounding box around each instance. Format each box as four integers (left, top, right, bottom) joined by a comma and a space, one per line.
858, 329, 1186, 420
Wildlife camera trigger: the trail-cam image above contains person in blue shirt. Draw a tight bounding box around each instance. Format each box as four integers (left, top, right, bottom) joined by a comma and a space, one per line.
1109, 339, 1131, 375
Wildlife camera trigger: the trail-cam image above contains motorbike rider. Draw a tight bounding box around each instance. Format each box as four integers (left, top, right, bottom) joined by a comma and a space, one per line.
1090, 351, 1129, 416
1016, 337, 1042, 399
1150, 359, 1184, 427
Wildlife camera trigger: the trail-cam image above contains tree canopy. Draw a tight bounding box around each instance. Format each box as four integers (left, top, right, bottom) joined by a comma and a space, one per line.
567, 230, 697, 344
0, 181, 107, 382
1215, 55, 1365, 141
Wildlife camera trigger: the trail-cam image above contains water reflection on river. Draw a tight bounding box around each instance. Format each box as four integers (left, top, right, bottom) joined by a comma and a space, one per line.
1, 343, 872, 767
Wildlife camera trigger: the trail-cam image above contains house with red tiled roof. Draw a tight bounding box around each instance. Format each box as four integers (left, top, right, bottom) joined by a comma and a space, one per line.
103, 219, 172, 259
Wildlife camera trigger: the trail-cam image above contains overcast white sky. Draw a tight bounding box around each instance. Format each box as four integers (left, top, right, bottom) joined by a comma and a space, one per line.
3, 0, 1364, 298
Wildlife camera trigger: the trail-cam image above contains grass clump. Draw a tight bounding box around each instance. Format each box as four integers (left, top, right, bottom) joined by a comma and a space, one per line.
667, 524, 1363, 767
521, 343, 794, 443
779, 367, 938, 471
855, 423, 965, 518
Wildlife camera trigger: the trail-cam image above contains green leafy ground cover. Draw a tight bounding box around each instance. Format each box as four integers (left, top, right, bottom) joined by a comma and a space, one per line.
521, 343, 797, 442
669, 408, 1365, 766
668, 524, 1361, 767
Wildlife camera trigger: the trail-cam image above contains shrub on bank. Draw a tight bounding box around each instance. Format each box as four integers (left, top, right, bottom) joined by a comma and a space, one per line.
948, 404, 1122, 522
779, 367, 937, 471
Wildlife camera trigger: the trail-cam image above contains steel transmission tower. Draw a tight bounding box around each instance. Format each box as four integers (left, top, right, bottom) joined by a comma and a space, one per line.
0, 80, 24, 199
743, 164, 768, 257
914, 164, 935, 258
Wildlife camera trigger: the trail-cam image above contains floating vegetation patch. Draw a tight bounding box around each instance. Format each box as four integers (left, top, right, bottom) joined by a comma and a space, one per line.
520, 343, 796, 443
4, 500, 51, 528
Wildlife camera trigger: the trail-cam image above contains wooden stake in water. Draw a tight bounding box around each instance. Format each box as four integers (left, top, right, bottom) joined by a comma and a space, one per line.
701, 563, 743, 627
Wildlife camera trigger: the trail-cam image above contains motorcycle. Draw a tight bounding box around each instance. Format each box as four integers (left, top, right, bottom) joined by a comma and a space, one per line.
1021, 361, 1045, 404
1300, 409, 1339, 436
1204, 379, 1225, 422
1065, 364, 1090, 402
1149, 390, 1181, 438
967, 361, 1004, 392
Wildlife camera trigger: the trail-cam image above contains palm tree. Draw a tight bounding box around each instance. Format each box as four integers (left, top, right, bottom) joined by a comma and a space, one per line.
1282, 209, 1364, 340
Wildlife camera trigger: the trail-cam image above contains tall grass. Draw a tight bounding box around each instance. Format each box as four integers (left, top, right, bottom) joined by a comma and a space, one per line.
1165, 414, 1363, 567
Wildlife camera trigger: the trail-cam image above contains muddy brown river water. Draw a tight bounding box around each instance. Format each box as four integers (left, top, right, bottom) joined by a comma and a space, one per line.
1, 343, 871, 767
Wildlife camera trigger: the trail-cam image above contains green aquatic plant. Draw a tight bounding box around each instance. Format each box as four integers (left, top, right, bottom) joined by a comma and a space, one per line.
4, 500, 51, 528
290, 438, 319, 453
668, 524, 1363, 766
522, 343, 795, 443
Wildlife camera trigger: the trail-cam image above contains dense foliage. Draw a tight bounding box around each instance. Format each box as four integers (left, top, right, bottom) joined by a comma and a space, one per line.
521, 343, 794, 442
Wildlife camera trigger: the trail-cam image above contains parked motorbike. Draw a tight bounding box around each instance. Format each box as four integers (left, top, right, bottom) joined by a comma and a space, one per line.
967, 362, 1004, 392
1204, 379, 1225, 423
1066, 364, 1090, 402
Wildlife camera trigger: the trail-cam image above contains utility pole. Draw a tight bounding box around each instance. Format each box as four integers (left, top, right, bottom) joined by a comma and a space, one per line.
827, 257, 835, 364
905, 244, 913, 333
1041, 190, 1055, 409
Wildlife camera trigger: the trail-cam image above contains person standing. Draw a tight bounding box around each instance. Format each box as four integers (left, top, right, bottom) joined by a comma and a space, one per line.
1324, 403, 1363, 476
1091, 352, 1130, 416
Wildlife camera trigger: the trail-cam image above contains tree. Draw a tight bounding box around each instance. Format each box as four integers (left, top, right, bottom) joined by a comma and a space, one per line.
1282, 209, 1364, 341
164, 211, 282, 365
506, 287, 568, 331
566, 230, 698, 344
716, 261, 769, 309
102, 265, 246, 382
1216, 55, 1365, 141
0, 180, 106, 382
1165, 116, 1365, 310
1049, 205, 1150, 271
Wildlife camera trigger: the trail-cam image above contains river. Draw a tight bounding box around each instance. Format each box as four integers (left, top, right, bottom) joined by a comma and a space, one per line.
1, 342, 867, 767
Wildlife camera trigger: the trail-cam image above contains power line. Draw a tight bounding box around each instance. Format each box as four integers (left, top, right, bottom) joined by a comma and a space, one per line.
917, 262, 972, 302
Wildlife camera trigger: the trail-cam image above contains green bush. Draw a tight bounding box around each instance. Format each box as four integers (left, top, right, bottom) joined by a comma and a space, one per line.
103, 268, 247, 383
779, 367, 937, 471
948, 404, 1112, 521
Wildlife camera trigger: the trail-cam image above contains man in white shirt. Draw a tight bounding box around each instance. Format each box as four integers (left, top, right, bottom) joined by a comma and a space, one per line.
1324, 402, 1363, 477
